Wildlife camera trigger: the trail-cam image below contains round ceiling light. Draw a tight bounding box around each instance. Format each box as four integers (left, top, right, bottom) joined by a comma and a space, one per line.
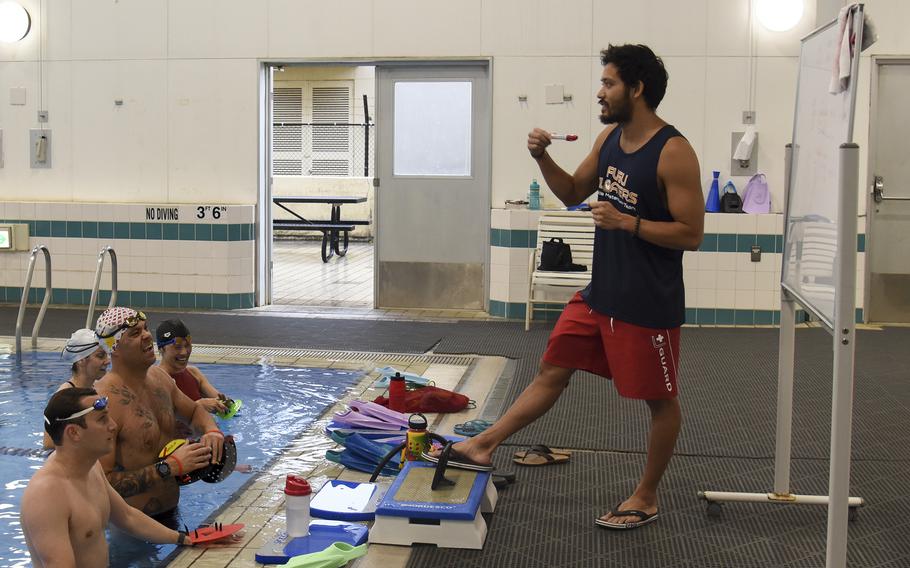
757, 0, 804, 32
0, 2, 31, 43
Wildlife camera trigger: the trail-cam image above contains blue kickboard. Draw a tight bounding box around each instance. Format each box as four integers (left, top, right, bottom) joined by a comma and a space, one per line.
375, 461, 490, 521
254, 520, 369, 565
310, 480, 385, 522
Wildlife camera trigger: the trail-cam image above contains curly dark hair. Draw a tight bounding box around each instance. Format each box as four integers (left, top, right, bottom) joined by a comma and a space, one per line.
600, 44, 668, 110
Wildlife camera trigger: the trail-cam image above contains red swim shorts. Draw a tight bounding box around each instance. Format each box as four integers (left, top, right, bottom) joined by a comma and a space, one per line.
542, 292, 681, 399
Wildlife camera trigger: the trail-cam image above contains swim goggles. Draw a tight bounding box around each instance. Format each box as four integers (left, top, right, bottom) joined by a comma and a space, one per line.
158, 335, 192, 349
44, 396, 109, 424
97, 311, 147, 339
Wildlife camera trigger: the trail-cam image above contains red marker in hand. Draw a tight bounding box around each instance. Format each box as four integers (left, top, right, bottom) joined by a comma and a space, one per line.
550, 133, 578, 141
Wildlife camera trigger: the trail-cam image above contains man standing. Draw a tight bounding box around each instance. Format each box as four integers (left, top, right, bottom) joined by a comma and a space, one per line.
22, 388, 191, 567
156, 319, 229, 415
93, 307, 225, 519
431, 44, 704, 530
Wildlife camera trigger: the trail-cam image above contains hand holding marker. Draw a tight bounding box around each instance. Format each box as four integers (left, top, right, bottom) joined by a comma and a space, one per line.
550, 133, 578, 141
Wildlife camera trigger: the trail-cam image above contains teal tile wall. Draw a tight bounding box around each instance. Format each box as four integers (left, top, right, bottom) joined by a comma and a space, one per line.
490, 301, 865, 325
0, 219, 255, 242
490, 227, 865, 254
1, 286, 254, 311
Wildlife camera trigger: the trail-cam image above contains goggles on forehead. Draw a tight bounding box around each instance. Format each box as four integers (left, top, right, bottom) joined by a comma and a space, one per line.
158, 335, 192, 349
98, 311, 147, 339
44, 396, 109, 425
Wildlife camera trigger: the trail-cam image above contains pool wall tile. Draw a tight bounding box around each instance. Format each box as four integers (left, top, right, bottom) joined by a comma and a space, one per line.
488, 211, 868, 326
0, 202, 258, 311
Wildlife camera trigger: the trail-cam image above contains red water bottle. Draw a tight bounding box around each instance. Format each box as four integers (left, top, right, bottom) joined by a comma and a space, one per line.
388, 372, 406, 412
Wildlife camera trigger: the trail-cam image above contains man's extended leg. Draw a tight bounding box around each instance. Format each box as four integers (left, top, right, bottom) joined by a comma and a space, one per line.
442, 361, 574, 467
599, 397, 681, 525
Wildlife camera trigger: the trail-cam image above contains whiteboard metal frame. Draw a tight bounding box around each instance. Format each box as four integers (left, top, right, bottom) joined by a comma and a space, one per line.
699, 8, 865, 568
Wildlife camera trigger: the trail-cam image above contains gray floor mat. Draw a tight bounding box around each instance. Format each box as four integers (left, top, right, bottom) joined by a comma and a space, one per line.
407, 453, 910, 568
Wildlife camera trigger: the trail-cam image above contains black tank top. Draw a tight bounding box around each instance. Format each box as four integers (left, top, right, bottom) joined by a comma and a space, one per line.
581, 124, 686, 328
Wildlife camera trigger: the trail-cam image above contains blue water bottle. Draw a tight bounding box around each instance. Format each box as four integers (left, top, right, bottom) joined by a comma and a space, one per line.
529, 179, 541, 210
705, 170, 721, 213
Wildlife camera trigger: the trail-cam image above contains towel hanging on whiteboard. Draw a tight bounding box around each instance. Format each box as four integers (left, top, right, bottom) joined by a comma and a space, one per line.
829, 4, 878, 94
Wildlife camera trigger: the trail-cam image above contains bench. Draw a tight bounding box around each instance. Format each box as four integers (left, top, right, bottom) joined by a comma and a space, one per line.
273, 220, 364, 262
272, 195, 370, 262
526, 211, 595, 330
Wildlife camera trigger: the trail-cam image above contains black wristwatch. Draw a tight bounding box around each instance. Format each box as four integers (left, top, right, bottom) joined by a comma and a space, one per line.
177, 531, 189, 545
155, 459, 171, 479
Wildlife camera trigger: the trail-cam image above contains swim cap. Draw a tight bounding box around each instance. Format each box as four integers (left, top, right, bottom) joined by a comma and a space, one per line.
94, 307, 146, 354
62, 329, 101, 363
156, 319, 190, 348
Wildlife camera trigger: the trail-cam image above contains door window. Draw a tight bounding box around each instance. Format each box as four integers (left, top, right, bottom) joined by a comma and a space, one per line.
393, 81, 472, 177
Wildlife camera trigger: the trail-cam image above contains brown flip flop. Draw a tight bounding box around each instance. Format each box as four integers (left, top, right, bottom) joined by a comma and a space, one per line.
512, 447, 570, 466
513, 444, 572, 459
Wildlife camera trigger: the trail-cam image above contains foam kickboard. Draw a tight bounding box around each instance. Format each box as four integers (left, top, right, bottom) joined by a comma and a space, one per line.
254, 520, 369, 565
310, 480, 386, 522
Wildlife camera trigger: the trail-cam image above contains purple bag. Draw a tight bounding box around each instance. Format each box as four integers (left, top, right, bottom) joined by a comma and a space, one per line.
741, 173, 771, 214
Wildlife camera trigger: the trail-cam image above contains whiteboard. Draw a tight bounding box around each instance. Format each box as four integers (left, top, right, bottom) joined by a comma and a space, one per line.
782, 11, 863, 326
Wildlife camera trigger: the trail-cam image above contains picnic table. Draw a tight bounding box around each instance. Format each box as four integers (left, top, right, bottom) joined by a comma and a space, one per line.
272, 196, 369, 262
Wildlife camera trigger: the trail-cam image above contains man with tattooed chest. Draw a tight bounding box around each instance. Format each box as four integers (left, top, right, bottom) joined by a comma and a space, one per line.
92, 307, 225, 520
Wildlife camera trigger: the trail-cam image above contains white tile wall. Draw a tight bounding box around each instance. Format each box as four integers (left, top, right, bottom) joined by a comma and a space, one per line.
594, 0, 708, 57
269, 0, 375, 58
373, 0, 482, 57
168, 0, 268, 59
480, 0, 593, 57
71, 0, 167, 61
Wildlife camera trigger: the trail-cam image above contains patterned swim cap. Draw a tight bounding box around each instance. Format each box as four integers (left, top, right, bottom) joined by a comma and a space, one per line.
94, 307, 146, 353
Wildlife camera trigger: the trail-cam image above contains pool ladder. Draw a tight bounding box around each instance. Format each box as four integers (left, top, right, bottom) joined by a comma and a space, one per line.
15, 245, 52, 363
85, 246, 118, 328
14, 246, 118, 363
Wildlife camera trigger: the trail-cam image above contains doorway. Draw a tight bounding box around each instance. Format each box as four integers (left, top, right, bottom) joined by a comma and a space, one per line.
865, 58, 910, 323
263, 64, 376, 308
258, 60, 492, 312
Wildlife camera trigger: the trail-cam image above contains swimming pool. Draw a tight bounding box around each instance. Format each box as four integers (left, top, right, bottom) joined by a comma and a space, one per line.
0, 352, 362, 568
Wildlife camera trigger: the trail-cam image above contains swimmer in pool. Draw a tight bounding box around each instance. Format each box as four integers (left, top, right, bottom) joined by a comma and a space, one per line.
43, 329, 110, 449
22, 388, 191, 568
155, 319, 232, 415
92, 307, 225, 518
155, 319, 252, 473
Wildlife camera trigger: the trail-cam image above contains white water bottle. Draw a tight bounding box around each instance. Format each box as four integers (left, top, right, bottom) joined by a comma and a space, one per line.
284, 474, 312, 537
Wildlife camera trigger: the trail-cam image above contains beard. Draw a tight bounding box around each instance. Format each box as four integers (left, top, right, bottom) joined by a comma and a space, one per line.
599, 92, 633, 125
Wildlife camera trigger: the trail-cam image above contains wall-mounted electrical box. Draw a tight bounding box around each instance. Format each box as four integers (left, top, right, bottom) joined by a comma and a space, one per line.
30, 129, 52, 169
0, 224, 31, 251
731, 131, 758, 176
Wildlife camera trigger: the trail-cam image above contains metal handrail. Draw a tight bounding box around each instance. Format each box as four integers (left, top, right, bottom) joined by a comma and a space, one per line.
85, 247, 118, 329
15, 245, 52, 363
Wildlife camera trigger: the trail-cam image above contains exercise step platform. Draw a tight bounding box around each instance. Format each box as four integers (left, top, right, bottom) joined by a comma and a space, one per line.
369, 460, 497, 550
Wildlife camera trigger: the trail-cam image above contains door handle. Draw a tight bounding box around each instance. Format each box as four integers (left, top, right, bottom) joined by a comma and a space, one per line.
872, 175, 884, 203
873, 175, 910, 203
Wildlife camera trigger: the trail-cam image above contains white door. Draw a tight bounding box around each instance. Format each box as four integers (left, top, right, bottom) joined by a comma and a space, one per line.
375, 65, 491, 309
866, 59, 910, 323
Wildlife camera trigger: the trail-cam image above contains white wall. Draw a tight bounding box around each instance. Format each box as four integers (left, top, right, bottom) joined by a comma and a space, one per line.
0, 0, 904, 215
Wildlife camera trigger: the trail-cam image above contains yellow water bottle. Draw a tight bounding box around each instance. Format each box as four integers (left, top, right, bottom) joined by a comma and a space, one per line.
402, 413, 429, 465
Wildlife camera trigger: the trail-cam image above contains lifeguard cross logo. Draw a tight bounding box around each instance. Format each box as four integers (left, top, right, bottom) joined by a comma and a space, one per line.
598, 165, 638, 211
651, 333, 673, 392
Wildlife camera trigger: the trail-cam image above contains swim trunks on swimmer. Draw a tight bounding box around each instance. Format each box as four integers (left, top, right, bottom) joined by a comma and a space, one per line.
543, 292, 680, 400
94, 307, 147, 353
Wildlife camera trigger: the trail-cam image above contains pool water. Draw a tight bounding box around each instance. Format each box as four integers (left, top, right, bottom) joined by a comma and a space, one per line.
0, 352, 361, 567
